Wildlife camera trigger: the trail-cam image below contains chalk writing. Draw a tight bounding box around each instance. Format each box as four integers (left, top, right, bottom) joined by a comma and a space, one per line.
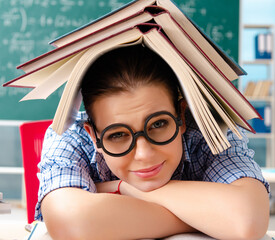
178, 0, 196, 18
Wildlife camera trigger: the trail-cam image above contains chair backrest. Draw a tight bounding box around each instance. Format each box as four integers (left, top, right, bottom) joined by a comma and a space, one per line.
19, 120, 52, 223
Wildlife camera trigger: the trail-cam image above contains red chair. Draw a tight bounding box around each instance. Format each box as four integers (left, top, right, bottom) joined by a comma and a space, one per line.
19, 120, 52, 223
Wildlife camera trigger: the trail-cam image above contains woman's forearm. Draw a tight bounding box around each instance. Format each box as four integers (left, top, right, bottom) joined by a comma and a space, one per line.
120, 178, 269, 240
41, 187, 195, 240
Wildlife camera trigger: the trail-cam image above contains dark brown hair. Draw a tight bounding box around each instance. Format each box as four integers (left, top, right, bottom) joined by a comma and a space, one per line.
81, 45, 181, 119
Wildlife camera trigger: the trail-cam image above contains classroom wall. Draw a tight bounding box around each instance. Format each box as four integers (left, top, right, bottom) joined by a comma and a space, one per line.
0, 124, 23, 199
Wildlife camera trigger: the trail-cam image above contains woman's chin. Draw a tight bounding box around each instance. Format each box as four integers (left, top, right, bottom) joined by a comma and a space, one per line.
135, 180, 168, 192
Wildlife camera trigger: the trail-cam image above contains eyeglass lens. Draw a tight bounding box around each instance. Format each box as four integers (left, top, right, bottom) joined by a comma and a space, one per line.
101, 112, 178, 155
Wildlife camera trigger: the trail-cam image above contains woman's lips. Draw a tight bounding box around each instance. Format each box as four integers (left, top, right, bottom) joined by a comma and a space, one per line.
131, 162, 164, 178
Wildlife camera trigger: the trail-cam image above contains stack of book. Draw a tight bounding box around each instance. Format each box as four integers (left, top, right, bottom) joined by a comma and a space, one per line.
255, 33, 273, 59
3, 0, 261, 155
244, 81, 272, 98
251, 105, 272, 133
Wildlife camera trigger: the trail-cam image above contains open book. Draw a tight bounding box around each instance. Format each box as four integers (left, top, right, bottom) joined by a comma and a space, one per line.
4, 0, 245, 87
3, 0, 260, 155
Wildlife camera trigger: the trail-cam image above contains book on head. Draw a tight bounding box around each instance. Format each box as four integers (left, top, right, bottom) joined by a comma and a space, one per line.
3, 0, 260, 155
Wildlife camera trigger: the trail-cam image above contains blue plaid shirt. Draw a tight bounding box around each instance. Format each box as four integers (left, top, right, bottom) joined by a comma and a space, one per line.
35, 110, 270, 220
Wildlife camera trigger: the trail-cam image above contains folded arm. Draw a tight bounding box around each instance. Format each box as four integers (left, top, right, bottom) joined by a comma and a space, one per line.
41, 187, 195, 240
41, 175, 269, 240
119, 177, 269, 240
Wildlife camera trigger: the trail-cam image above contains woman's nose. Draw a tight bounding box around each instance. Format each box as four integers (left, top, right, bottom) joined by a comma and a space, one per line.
133, 136, 155, 161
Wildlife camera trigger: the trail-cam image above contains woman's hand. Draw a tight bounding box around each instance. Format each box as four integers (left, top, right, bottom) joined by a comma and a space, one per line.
119, 180, 149, 199
95, 180, 120, 193
96, 179, 163, 198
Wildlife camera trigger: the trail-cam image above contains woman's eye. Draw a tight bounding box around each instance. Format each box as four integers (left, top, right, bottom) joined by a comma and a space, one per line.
107, 132, 128, 140
150, 120, 168, 129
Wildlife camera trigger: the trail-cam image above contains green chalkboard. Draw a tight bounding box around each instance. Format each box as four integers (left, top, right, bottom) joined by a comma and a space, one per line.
0, 0, 240, 121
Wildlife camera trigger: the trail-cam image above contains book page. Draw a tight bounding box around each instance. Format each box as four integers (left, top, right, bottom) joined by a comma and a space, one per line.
157, 0, 239, 81
7, 55, 75, 88
154, 13, 259, 125
143, 29, 230, 154
52, 28, 143, 134
20, 50, 87, 101
20, 13, 152, 74
51, 0, 155, 47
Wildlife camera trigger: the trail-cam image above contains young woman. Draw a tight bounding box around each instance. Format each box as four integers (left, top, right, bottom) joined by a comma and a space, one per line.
38, 45, 269, 240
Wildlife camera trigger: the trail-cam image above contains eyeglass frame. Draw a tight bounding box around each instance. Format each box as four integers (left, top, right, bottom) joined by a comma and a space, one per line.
88, 110, 183, 157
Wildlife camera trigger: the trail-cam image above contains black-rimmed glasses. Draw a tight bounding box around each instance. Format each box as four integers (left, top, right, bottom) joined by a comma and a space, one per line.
89, 111, 183, 157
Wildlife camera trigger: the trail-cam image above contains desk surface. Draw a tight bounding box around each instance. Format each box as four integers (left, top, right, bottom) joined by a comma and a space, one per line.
0, 221, 28, 240
262, 168, 275, 182
0, 221, 274, 240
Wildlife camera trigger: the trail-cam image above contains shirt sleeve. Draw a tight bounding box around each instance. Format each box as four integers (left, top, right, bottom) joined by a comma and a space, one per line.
35, 122, 98, 221
198, 127, 270, 193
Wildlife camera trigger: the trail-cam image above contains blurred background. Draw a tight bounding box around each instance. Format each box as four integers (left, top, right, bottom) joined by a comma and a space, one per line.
0, 0, 275, 232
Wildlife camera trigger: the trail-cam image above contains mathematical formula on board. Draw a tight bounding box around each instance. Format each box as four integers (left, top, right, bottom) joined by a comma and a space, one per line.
0, 0, 128, 89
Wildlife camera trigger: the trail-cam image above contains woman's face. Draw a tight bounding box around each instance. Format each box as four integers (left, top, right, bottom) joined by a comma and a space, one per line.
85, 84, 186, 192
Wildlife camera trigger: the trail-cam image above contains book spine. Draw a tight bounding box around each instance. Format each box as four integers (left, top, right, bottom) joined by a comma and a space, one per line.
251, 105, 271, 133
255, 33, 272, 59
49, 0, 141, 46
142, 25, 257, 132
17, 9, 150, 71
162, 0, 246, 76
